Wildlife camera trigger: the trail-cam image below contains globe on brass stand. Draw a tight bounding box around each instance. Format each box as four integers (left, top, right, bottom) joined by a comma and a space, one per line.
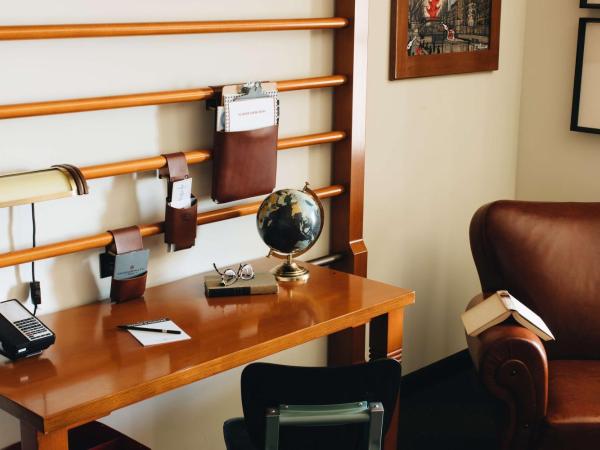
257, 183, 324, 283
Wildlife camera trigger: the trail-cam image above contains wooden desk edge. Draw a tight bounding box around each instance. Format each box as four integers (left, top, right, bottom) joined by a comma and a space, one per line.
33, 290, 415, 433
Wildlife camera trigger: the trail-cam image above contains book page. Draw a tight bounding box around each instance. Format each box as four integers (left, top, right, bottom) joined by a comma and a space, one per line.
509, 296, 555, 341
461, 294, 509, 336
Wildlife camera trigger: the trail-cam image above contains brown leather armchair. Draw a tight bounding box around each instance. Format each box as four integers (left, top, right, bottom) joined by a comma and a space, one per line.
466, 201, 600, 450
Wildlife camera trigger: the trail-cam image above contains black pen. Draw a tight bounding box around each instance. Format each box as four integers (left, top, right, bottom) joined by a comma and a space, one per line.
117, 325, 182, 335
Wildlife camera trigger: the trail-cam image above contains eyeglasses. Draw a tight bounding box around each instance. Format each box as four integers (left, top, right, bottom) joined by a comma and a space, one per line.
213, 263, 255, 286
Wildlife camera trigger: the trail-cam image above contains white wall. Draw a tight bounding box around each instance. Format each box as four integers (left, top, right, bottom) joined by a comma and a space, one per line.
517, 1, 600, 201
364, 0, 527, 373
0, 2, 333, 448
0, 1, 530, 448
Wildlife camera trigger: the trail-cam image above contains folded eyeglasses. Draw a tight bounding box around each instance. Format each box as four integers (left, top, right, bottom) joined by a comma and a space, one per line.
212, 263, 255, 286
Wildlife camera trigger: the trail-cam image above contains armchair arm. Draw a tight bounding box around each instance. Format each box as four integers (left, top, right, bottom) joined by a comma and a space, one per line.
466, 295, 548, 450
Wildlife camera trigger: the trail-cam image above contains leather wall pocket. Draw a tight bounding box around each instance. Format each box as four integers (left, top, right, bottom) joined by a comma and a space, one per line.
106, 226, 148, 304
110, 272, 147, 304
164, 195, 198, 251
159, 152, 197, 252
212, 125, 278, 203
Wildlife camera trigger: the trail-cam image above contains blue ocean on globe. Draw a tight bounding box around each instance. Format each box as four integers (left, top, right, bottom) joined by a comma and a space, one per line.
257, 189, 322, 255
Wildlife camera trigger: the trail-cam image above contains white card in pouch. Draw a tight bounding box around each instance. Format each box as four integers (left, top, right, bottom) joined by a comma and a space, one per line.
170, 178, 192, 209
228, 97, 276, 132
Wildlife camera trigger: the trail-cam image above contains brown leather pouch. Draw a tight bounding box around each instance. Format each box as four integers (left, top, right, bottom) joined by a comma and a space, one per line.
110, 272, 147, 304
212, 125, 278, 203
164, 196, 197, 251
107, 226, 147, 303
159, 152, 198, 251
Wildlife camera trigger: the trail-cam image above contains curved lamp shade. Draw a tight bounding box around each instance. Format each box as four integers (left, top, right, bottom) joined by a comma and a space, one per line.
0, 168, 79, 208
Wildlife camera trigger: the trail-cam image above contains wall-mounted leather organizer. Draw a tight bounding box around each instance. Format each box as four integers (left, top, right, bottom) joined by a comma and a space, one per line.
212, 124, 278, 203
106, 226, 148, 303
158, 152, 198, 252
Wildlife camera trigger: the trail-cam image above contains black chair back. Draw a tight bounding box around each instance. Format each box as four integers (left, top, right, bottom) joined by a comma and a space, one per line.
241, 358, 401, 450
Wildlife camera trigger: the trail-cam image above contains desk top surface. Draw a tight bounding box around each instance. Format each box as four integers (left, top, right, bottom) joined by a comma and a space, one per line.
0, 259, 414, 433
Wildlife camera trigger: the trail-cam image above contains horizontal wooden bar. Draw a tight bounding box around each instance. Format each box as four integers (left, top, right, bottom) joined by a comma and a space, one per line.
0, 185, 344, 268
0, 18, 349, 41
82, 131, 346, 180
0, 75, 346, 120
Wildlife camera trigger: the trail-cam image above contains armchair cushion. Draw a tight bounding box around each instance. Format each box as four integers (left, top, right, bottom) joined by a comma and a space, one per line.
539, 360, 600, 450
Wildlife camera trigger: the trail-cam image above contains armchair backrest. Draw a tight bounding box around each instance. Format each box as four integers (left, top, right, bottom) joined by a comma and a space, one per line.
470, 201, 600, 359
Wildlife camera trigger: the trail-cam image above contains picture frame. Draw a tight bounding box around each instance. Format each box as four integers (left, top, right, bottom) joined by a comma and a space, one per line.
581, 0, 600, 9
571, 18, 600, 134
390, 0, 502, 80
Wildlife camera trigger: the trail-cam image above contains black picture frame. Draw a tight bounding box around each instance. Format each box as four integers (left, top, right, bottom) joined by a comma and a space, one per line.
571, 18, 600, 135
581, 0, 600, 9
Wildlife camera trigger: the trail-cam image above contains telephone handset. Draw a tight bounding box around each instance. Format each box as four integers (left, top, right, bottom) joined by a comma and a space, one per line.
0, 299, 55, 360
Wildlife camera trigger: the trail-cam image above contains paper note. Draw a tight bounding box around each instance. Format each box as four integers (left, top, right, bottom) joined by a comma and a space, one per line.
125, 318, 191, 347
228, 97, 276, 132
170, 179, 192, 209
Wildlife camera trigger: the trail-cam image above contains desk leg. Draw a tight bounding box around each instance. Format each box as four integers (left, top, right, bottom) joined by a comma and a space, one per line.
327, 325, 366, 366
20, 422, 68, 450
369, 309, 405, 450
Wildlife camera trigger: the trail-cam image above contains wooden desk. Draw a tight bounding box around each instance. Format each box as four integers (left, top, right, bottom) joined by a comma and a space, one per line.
0, 260, 414, 450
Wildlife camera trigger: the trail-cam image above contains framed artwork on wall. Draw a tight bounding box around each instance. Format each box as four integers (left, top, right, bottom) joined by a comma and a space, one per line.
581, 0, 600, 9
390, 0, 502, 80
571, 18, 600, 135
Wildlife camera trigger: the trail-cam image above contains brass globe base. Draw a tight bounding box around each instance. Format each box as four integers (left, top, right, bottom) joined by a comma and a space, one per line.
271, 260, 310, 283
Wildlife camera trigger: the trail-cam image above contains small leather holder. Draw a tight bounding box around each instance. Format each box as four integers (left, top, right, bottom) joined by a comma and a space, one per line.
107, 226, 147, 303
212, 125, 278, 203
159, 152, 198, 251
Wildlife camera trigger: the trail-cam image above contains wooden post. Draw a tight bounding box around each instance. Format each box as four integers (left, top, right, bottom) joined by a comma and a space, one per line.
330, 0, 369, 277
327, 0, 371, 430
20, 422, 68, 450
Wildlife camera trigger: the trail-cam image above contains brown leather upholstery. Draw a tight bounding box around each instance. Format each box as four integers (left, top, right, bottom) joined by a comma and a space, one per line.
467, 201, 600, 450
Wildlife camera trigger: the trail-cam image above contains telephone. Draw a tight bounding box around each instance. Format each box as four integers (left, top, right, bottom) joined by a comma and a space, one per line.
0, 299, 55, 360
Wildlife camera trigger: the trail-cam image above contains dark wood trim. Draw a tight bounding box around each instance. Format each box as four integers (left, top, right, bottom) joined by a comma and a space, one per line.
401, 349, 472, 396
571, 18, 600, 135
390, 0, 502, 80
369, 309, 405, 450
581, 0, 600, 9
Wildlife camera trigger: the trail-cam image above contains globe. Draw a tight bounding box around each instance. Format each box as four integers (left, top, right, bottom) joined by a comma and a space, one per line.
257, 186, 323, 256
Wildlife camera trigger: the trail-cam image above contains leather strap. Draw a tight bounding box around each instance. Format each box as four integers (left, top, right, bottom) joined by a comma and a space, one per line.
107, 226, 144, 255
158, 152, 189, 182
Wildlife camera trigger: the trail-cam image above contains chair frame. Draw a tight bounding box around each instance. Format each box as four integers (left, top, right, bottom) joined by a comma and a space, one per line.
264, 401, 384, 450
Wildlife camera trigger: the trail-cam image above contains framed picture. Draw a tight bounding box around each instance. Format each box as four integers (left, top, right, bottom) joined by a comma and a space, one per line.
390, 0, 502, 80
571, 18, 600, 134
581, 0, 600, 9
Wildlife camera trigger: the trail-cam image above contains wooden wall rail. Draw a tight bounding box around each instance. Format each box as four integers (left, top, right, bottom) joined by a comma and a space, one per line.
0, 185, 343, 268
0, 75, 346, 120
0, 18, 349, 41
82, 131, 346, 180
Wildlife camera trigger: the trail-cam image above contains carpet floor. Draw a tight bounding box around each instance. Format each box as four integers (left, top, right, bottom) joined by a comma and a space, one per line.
398, 366, 500, 450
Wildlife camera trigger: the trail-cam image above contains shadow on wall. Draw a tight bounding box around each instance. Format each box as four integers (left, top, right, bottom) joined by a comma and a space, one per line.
156, 101, 214, 201
5, 207, 29, 301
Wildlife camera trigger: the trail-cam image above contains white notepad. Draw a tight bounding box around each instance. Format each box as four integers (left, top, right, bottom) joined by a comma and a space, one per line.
125, 318, 191, 347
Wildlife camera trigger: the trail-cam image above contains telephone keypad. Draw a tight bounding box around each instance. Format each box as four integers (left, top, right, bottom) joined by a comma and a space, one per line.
14, 318, 52, 341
